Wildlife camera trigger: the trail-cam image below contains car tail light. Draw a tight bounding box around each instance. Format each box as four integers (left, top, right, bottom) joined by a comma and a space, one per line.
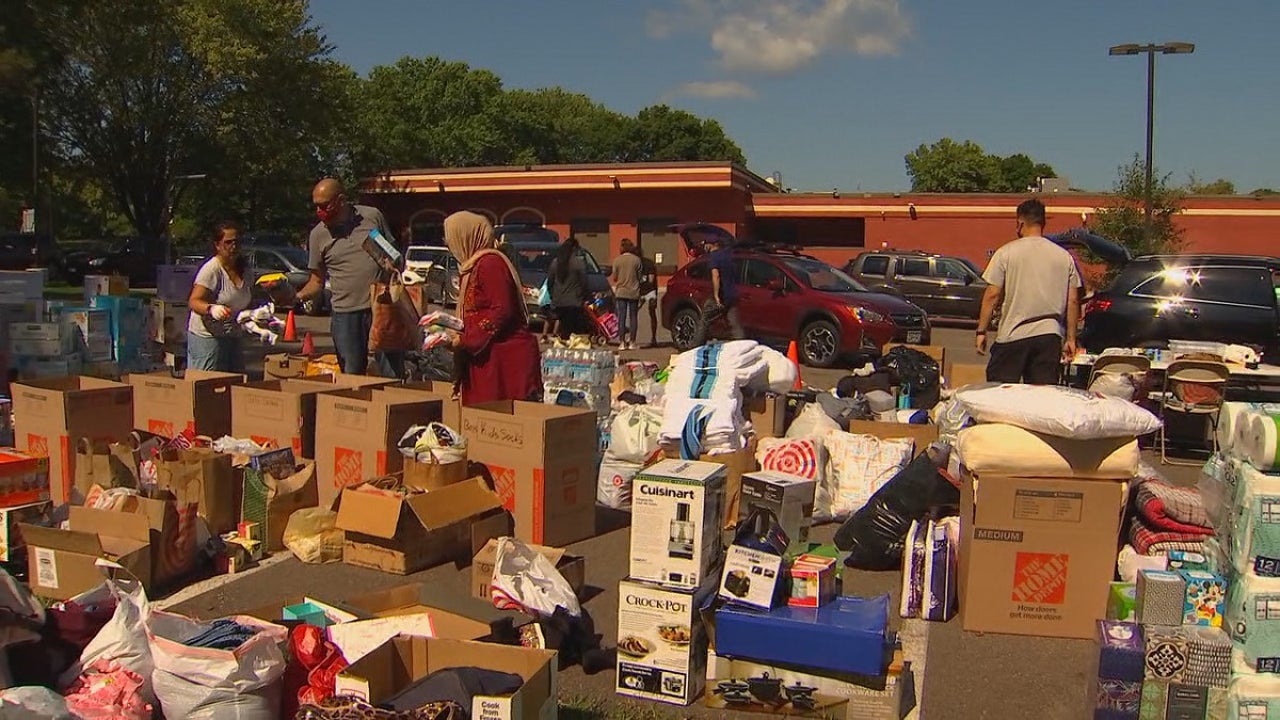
1084, 298, 1112, 315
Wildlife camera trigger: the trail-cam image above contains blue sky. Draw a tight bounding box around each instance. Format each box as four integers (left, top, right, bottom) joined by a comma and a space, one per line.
310, 0, 1279, 193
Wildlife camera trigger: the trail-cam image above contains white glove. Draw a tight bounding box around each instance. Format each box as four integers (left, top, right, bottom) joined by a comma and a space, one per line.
209, 304, 231, 321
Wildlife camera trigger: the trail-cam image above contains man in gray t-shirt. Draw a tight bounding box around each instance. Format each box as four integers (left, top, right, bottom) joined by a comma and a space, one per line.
297, 177, 402, 377
976, 198, 1081, 384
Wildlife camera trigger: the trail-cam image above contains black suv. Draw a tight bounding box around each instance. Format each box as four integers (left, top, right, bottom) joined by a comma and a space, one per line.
1081, 254, 1280, 358
844, 250, 988, 321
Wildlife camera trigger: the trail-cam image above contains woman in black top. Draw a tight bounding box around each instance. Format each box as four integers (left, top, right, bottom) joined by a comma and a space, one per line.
547, 236, 590, 340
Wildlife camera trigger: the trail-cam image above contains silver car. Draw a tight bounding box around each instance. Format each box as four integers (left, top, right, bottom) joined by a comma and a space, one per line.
404, 245, 459, 306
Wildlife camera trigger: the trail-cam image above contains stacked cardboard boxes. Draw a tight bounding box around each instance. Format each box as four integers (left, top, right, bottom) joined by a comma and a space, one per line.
89, 295, 150, 372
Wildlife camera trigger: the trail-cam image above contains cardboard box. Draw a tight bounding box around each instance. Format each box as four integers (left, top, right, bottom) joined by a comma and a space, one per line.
744, 392, 786, 439
83, 274, 129, 302
0, 449, 50, 507
739, 471, 816, 554
336, 477, 509, 575
128, 370, 243, 439
314, 388, 440, 510
665, 442, 758, 528
616, 577, 717, 706
334, 636, 557, 720
11, 376, 134, 505
958, 471, 1128, 639
148, 298, 188, 344
381, 382, 461, 432
0, 271, 45, 300
948, 363, 988, 389
156, 264, 198, 302
89, 295, 148, 349
21, 506, 152, 599
0, 500, 51, 562
471, 537, 585, 602
402, 456, 468, 492
789, 554, 838, 608
706, 649, 911, 720
630, 459, 726, 591
155, 447, 240, 536
719, 544, 784, 610
462, 401, 598, 547
844, 420, 938, 456
231, 379, 345, 458
261, 353, 309, 380
716, 595, 890, 677
9, 322, 73, 357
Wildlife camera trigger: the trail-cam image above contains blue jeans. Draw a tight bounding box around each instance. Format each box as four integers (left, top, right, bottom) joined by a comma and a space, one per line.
616, 298, 639, 342
331, 309, 404, 378
186, 333, 245, 373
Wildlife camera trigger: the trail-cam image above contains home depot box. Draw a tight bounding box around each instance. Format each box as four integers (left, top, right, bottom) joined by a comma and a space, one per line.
616, 577, 717, 706
334, 636, 557, 720
336, 477, 509, 575
314, 389, 440, 510
380, 381, 461, 431
462, 401, 598, 547
958, 471, 1128, 639
11, 376, 134, 505
0, 501, 51, 562
470, 537, 586, 602
20, 506, 152, 599
705, 649, 912, 720
127, 369, 243, 439
630, 459, 726, 591
845, 420, 938, 456
230, 379, 392, 459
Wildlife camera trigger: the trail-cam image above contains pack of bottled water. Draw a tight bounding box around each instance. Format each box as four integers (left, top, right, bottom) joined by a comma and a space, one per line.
542, 346, 617, 415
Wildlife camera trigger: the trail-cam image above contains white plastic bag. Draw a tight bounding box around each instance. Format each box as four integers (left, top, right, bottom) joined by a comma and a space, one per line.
58, 576, 154, 707
607, 405, 662, 464
489, 537, 581, 618
397, 423, 467, 464
597, 459, 641, 510
0, 687, 74, 719
786, 403, 840, 440
146, 611, 287, 720
953, 384, 1161, 439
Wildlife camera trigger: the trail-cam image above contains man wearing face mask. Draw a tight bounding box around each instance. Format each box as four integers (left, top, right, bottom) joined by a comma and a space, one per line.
976, 198, 1080, 384
297, 177, 403, 377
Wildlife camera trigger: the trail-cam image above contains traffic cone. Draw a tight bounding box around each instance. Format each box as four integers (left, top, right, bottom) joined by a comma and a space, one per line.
283, 309, 297, 342
786, 340, 803, 390
300, 331, 315, 356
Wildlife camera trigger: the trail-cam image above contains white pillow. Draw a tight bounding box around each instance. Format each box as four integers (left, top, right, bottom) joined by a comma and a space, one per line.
954, 383, 1161, 439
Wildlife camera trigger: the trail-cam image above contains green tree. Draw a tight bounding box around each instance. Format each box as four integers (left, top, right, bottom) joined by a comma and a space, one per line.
1251, 188, 1279, 196
1090, 154, 1185, 267
905, 138, 1056, 193
1185, 173, 1236, 195
624, 105, 746, 165
40, 0, 340, 240
498, 88, 632, 164
997, 153, 1057, 193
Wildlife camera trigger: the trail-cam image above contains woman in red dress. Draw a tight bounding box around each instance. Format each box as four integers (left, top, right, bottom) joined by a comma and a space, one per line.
443, 211, 542, 405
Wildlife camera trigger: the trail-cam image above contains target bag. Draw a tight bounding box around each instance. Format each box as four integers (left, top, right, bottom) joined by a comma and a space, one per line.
756, 437, 827, 484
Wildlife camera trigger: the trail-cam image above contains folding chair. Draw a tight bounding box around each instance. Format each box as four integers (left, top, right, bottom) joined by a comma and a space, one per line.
1088, 354, 1152, 401
1159, 359, 1230, 466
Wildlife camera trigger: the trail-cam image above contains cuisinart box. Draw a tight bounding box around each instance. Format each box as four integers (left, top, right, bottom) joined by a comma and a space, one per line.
616, 577, 717, 706
739, 470, 817, 553
630, 459, 726, 590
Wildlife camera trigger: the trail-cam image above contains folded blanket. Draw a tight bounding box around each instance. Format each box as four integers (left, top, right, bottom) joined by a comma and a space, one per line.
668, 342, 767, 400
1129, 516, 1212, 556
1135, 479, 1213, 535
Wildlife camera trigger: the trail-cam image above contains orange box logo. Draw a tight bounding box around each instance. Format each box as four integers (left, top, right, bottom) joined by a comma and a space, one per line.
1012, 552, 1069, 604
148, 419, 176, 438
333, 447, 363, 489
490, 466, 516, 512
26, 434, 48, 458
250, 435, 275, 449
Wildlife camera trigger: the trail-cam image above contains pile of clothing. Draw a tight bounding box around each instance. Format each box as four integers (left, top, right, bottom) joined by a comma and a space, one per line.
658, 340, 794, 459
1128, 477, 1215, 556
236, 303, 286, 345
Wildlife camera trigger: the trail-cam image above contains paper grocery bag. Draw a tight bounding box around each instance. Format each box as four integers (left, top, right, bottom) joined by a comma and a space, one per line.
74, 439, 140, 503
241, 460, 319, 552
155, 448, 240, 536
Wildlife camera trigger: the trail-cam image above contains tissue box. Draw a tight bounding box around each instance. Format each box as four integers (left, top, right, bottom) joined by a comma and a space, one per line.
1180, 570, 1227, 627
1108, 582, 1137, 622
1097, 620, 1145, 682
1137, 570, 1187, 627
283, 601, 334, 628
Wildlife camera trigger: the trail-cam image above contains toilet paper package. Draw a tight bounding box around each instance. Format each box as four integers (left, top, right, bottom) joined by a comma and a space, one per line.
1218, 402, 1280, 459
1241, 411, 1280, 472
1228, 672, 1280, 720
1225, 571, 1280, 673
1230, 464, 1280, 577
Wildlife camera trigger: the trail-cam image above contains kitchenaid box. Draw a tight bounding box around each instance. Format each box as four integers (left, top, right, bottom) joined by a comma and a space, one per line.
629, 459, 726, 591
719, 544, 785, 610
739, 470, 816, 554
616, 577, 718, 706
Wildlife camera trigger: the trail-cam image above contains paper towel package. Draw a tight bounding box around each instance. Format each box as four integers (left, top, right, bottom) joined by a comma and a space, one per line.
1241, 410, 1280, 472
1138, 570, 1189, 627
1218, 402, 1280, 460
1226, 571, 1280, 673
1097, 620, 1145, 682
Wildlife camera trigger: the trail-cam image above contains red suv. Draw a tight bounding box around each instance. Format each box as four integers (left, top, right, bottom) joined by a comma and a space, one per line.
660, 225, 931, 367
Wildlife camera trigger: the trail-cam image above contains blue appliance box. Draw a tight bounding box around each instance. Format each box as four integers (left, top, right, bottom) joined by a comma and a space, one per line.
714, 594, 889, 677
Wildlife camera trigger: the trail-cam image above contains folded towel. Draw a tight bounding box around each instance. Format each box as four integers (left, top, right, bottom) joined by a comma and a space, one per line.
1135, 479, 1213, 535
667, 345, 766, 400
659, 396, 746, 459
1129, 516, 1212, 556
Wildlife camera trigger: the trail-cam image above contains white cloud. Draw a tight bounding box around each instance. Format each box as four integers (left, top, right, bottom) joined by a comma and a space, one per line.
652, 0, 911, 74
673, 80, 758, 99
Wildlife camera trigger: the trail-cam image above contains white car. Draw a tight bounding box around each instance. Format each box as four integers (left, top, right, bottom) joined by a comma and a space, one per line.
403, 245, 459, 306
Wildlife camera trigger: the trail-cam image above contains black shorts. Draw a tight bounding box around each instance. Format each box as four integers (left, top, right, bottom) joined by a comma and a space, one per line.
987, 334, 1063, 385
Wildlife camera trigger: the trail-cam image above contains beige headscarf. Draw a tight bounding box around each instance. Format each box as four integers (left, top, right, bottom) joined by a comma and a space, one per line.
443, 211, 528, 321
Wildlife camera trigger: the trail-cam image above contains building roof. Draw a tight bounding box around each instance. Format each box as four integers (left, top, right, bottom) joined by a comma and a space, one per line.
363, 161, 779, 195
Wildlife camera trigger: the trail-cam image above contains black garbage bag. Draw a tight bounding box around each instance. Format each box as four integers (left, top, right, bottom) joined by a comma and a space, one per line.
403, 347, 456, 382
877, 346, 941, 409
833, 445, 960, 570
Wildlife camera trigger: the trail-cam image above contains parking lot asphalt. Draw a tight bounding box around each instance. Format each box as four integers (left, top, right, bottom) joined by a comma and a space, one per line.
167, 315, 1197, 719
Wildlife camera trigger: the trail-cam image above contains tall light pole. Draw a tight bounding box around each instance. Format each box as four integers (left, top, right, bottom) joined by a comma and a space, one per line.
1108, 42, 1195, 235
